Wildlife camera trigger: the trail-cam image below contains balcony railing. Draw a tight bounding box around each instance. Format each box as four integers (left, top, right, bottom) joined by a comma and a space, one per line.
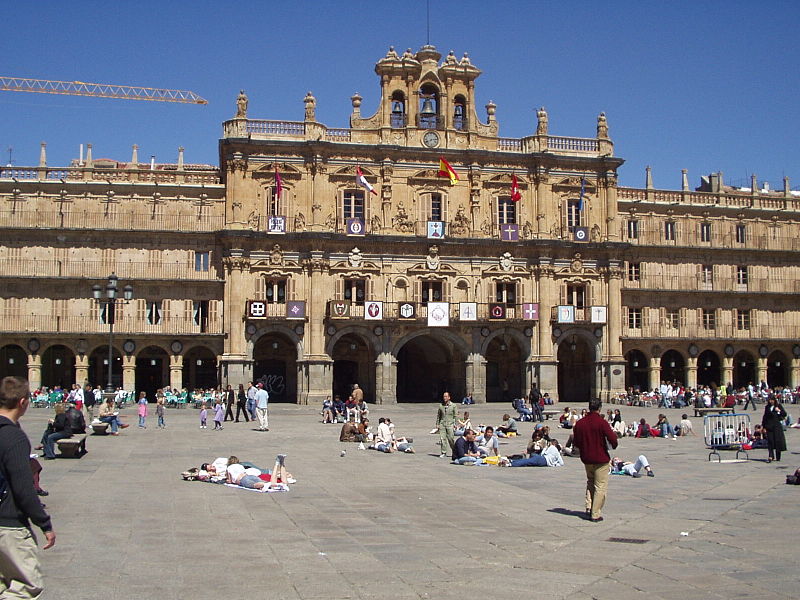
0, 210, 224, 232
622, 323, 800, 340
326, 301, 529, 321
620, 225, 800, 251
0, 165, 220, 184
0, 258, 221, 281
0, 314, 223, 335
618, 187, 800, 212
623, 275, 800, 294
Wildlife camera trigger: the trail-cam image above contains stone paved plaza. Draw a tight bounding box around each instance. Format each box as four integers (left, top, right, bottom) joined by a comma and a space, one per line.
22, 401, 799, 599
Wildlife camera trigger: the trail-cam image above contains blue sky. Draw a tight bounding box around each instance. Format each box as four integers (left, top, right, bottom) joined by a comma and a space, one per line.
2, 0, 799, 189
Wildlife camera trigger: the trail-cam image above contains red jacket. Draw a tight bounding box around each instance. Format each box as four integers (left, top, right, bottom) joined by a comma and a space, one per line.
572, 411, 618, 465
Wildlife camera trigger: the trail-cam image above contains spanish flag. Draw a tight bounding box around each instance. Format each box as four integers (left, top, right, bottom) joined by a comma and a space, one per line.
438, 157, 459, 185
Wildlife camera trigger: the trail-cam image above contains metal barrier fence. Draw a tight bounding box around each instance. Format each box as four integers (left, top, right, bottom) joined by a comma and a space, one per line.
703, 412, 751, 462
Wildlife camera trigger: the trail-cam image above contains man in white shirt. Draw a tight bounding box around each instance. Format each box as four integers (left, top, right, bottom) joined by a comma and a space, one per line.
255, 384, 269, 431
476, 426, 499, 457
374, 417, 394, 452
246, 382, 258, 421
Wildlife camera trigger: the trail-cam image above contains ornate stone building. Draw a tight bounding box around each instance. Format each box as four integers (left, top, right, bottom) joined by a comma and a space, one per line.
1, 45, 798, 403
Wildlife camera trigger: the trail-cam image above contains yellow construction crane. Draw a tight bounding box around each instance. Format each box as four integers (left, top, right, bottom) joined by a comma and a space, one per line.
0, 76, 207, 104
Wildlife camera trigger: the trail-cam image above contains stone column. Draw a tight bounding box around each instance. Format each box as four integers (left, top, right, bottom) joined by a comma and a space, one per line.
606, 262, 623, 360
220, 253, 251, 388
27, 354, 42, 390
686, 356, 698, 389
722, 357, 734, 389
790, 358, 800, 389
465, 352, 487, 403
648, 356, 661, 392
122, 355, 136, 391
75, 354, 89, 387
757, 357, 768, 386
374, 352, 397, 404
170, 354, 183, 391
296, 358, 333, 406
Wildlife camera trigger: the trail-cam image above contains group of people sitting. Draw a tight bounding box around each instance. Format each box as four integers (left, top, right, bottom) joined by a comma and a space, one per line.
339, 415, 415, 453
182, 454, 295, 490
322, 385, 369, 424
630, 414, 694, 439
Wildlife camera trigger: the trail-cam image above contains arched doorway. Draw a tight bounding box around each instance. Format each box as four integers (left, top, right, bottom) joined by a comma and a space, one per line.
41, 345, 76, 389
485, 336, 524, 402
253, 333, 297, 403
733, 350, 756, 389
625, 349, 648, 392
767, 351, 788, 388
557, 335, 595, 402
697, 350, 721, 387
135, 346, 169, 402
183, 346, 217, 391
0, 344, 27, 379
331, 333, 374, 403
88, 345, 122, 390
396, 334, 465, 402
660, 350, 685, 385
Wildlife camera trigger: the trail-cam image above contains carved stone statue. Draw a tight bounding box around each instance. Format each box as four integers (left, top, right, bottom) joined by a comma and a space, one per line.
392, 201, 414, 233
500, 252, 513, 272
597, 112, 609, 138
371, 214, 382, 232
445, 50, 457, 65
450, 204, 469, 235
324, 213, 336, 230
536, 106, 548, 136
522, 221, 533, 239
426, 245, 440, 271
348, 247, 363, 268
236, 90, 248, 118
304, 91, 316, 121
591, 223, 601, 242
294, 212, 306, 232
270, 244, 283, 265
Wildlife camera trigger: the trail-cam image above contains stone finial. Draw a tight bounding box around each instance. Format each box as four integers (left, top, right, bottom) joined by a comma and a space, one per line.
751, 174, 758, 195
85, 143, 93, 168
403, 48, 414, 59
235, 90, 248, 118
682, 169, 689, 191
536, 107, 548, 136
178, 146, 185, 170
304, 91, 316, 121
39, 142, 47, 168
645, 166, 653, 190
596, 112, 608, 139
784, 176, 791, 197
351, 93, 362, 109
131, 144, 139, 166
485, 100, 496, 121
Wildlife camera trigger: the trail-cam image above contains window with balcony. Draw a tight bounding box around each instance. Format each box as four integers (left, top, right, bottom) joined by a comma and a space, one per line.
702, 308, 716, 330
666, 309, 679, 329
664, 220, 676, 241
146, 300, 162, 325
99, 303, 116, 325
627, 262, 641, 282
736, 266, 748, 286
342, 190, 365, 221
627, 219, 639, 240
736, 309, 751, 330
701, 265, 713, 288
422, 281, 443, 302
194, 251, 210, 272
565, 283, 586, 308
700, 222, 712, 242
343, 278, 366, 303
628, 307, 642, 329
193, 300, 209, 332
567, 200, 582, 231
264, 279, 287, 304
427, 193, 443, 222
497, 196, 517, 225
495, 282, 516, 307
735, 223, 746, 244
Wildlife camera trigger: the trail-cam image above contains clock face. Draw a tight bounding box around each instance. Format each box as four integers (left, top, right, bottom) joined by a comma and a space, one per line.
423, 131, 439, 148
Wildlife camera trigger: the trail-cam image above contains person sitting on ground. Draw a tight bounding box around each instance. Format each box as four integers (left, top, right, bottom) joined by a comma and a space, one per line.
503, 438, 564, 467
373, 417, 394, 453
513, 397, 534, 422
332, 395, 345, 423
388, 419, 415, 453
452, 429, 482, 464
559, 406, 572, 428
562, 433, 578, 456
635, 418, 653, 438
345, 395, 359, 422
357, 418, 371, 442
496, 414, 518, 437
339, 419, 360, 442
611, 455, 654, 477
97, 397, 129, 434
611, 409, 626, 437
476, 425, 499, 457
678, 414, 696, 436
455, 411, 472, 437
461, 392, 474, 405
322, 396, 334, 424
655, 414, 677, 439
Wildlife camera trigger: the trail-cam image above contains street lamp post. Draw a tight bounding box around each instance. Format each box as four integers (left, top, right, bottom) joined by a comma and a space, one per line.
92, 273, 133, 393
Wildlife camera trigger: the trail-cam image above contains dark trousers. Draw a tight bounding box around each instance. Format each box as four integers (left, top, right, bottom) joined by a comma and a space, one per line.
224, 403, 235, 421
235, 402, 250, 422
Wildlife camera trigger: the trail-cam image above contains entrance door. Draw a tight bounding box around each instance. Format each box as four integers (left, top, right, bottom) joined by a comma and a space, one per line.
254, 359, 288, 402
557, 336, 594, 402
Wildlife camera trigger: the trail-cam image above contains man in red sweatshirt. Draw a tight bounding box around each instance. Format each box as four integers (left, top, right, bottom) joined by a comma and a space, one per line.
572, 398, 618, 522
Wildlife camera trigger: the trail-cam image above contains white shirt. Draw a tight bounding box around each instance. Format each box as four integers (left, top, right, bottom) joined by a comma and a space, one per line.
376, 422, 392, 444
542, 445, 564, 467
226, 463, 245, 482
256, 388, 269, 408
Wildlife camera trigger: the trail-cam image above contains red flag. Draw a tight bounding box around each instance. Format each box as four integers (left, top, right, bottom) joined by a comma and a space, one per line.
510, 174, 522, 202
275, 167, 283, 199
437, 157, 459, 185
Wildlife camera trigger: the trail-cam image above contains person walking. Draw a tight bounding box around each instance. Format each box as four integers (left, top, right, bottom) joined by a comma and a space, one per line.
224, 385, 235, 422
246, 382, 258, 422
435, 392, 457, 458
0, 376, 56, 598
83, 384, 96, 424
235, 384, 250, 422
137, 392, 148, 428
762, 395, 787, 462
572, 398, 618, 522
255, 383, 270, 431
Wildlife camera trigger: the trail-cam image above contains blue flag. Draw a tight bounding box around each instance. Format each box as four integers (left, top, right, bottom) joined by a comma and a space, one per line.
577, 177, 586, 211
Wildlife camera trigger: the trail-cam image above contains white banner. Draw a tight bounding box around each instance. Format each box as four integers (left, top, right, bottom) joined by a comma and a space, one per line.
459, 302, 477, 321
427, 302, 450, 327
364, 301, 383, 320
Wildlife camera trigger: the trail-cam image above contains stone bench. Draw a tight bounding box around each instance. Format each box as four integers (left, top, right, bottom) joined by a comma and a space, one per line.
91, 422, 110, 435
542, 409, 561, 420
56, 434, 87, 458
694, 407, 735, 418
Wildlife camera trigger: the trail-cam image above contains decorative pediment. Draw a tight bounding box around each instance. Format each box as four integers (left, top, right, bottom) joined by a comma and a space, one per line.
407, 263, 458, 275
481, 264, 529, 277
485, 173, 528, 189
552, 176, 596, 192
252, 162, 302, 180
248, 264, 301, 276
330, 165, 377, 183
329, 261, 381, 274
409, 169, 445, 183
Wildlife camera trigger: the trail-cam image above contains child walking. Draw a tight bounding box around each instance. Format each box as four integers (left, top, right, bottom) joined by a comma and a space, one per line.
199, 403, 208, 429
156, 394, 166, 429
213, 400, 224, 430
137, 391, 148, 428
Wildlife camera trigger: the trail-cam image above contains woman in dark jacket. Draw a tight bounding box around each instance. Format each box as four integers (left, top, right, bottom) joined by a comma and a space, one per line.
761, 395, 787, 462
